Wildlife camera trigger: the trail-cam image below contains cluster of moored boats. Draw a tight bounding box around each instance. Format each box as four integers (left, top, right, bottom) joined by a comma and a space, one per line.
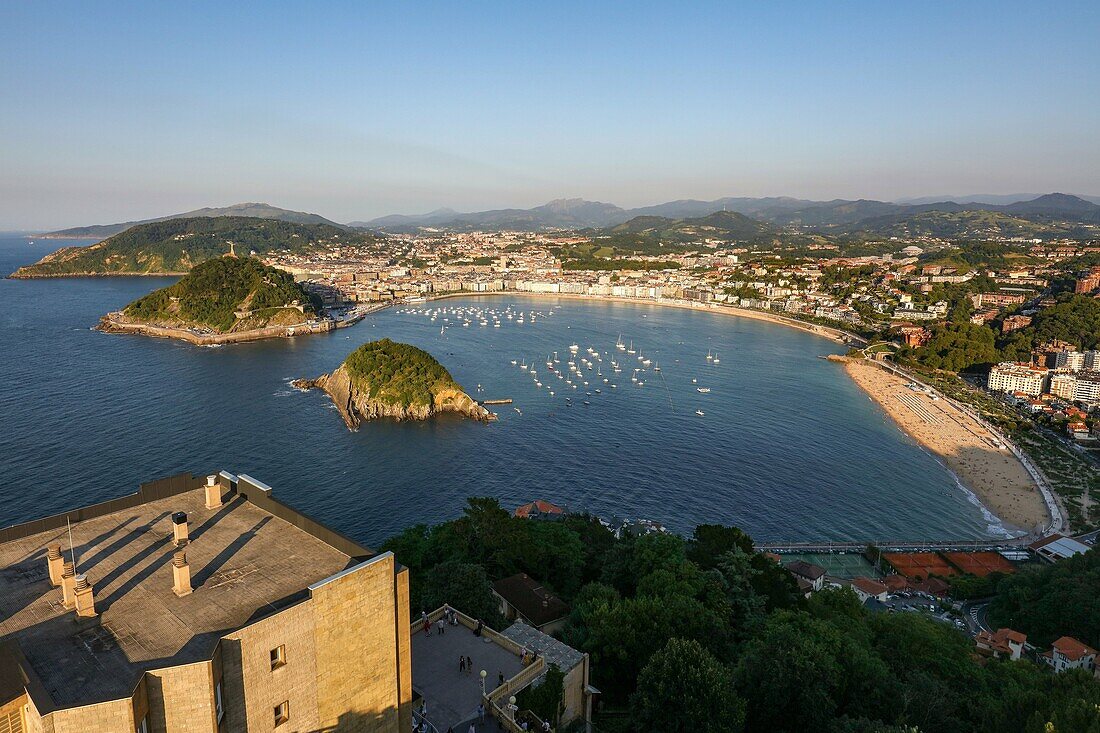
511, 333, 722, 415
394, 304, 554, 333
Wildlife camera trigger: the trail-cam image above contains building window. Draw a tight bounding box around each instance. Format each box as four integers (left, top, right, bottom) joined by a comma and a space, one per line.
215, 680, 224, 722
274, 701, 290, 726
136, 717, 149, 733
270, 644, 286, 670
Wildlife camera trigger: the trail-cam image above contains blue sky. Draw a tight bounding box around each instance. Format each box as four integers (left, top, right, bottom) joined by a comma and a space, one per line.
1, 1, 1098, 228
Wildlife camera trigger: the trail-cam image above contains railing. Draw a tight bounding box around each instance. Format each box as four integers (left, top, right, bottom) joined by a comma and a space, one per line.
412, 708, 439, 733
412, 606, 555, 731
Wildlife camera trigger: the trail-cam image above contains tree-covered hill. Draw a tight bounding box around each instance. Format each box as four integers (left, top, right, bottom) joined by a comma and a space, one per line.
382, 502, 1100, 732
343, 338, 462, 409
12, 216, 362, 277
607, 210, 779, 244
905, 294, 1100, 372
122, 256, 319, 332
37, 202, 348, 239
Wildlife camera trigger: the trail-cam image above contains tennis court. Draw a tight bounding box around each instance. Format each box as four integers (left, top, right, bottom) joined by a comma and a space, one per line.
942, 551, 1016, 577
782, 552, 881, 580
882, 552, 958, 579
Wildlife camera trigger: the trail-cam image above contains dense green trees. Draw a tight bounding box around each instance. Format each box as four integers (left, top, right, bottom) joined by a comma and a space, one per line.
382, 503, 1100, 731
18, 216, 363, 276
631, 638, 745, 732
343, 338, 462, 408
905, 293, 1100, 372
989, 548, 1100, 648
124, 256, 318, 331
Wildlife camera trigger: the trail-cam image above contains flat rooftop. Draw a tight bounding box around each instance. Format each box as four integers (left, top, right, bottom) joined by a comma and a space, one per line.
0, 475, 363, 710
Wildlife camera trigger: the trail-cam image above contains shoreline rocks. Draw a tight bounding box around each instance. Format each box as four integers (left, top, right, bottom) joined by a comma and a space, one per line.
293, 364, 494, 428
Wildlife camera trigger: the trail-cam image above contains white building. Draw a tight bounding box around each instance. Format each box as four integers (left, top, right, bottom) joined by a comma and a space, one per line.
1041, 636, 1098, 674
988, 362, 1049, 396
1054, 350, 1086, 371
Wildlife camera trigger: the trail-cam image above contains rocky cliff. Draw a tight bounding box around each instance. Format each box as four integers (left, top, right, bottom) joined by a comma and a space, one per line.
294, 363, 493, 428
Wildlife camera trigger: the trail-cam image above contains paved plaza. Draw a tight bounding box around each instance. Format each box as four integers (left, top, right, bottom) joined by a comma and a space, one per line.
412, 622, 524, 731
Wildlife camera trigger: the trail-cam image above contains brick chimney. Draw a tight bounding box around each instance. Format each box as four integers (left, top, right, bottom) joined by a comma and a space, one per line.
47, 544, 65, 586
172, 512, 189, 544
60, 561, 76, 609
172, 547, 192, 597
205, 475, 222, 510
73, 574, 96, 617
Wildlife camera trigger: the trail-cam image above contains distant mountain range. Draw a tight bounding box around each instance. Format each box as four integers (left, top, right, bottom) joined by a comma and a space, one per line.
35, 193, 1100, 242
357, 193, 1100, 233
38, 203, 346, 239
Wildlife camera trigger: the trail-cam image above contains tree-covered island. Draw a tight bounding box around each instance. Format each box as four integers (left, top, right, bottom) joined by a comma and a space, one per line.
295, 338, 494, 426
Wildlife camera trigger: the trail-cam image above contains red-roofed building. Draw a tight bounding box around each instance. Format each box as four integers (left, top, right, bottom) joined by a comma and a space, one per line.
975, 628, 1026, 661
850, 577, 889, 603
1040, 636, 1098, 674
882, 575, 910, 593
514, 500, 565, 521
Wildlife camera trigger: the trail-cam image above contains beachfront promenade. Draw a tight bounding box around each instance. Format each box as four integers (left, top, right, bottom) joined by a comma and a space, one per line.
758, 538, 1038, 553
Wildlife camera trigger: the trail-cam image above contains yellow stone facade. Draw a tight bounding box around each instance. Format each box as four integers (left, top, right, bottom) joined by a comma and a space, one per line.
9, 554, 411, 733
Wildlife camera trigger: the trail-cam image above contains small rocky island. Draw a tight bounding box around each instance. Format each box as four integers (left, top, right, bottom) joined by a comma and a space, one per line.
99, 256, 330, 344
294, 339, 494, 427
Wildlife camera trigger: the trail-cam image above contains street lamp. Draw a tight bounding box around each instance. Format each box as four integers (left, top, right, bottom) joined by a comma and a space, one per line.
508, 695, 518, 722
480, 669, 487, 695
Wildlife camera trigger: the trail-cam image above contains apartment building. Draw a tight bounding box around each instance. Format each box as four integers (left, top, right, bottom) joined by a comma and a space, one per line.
0, 471, 412, 733
1054, 350, 1086, 371
988, 362, 1049, 396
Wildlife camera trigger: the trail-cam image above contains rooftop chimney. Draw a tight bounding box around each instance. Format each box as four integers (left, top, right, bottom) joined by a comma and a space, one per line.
47, 544, 64, 587
60, 561, 76, 609
172, 512, 189, 545
73, 574, 96, 617
172, 547, 192, 597
205, 475, 223, 510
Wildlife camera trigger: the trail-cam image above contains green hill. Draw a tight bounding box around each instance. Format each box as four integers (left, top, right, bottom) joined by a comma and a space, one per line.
343, 339, 462, 409
38, 202, 348, 239
609, 210, 778, 244
120, 256, 320, 333
846, 209, 1071, 239
12, 216, 360, 277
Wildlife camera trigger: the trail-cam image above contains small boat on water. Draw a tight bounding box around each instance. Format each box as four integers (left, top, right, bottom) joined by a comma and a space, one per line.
706, 350, 713, 362
713, 352, 720, 364
696, 410, 705, 416
697, 387, 711, 394
569, 344, 580, 353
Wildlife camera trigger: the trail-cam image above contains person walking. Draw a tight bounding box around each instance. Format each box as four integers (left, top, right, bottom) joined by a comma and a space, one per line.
423, 617, 431, 635
477, 703, 485, 722
467, 724, 476, 733
459, 655, 466, 673
437, 618, 445, 635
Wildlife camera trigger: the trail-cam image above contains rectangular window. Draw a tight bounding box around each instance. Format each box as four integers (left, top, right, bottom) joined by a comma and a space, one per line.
274, 701, 289, 726
215, 681, 224, 722
270, 644, 286, 670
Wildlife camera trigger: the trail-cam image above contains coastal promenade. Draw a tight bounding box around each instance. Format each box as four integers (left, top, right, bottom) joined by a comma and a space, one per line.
758, 538, 1036, 553
856, 358, 1066, 538
96, 305, 381, 345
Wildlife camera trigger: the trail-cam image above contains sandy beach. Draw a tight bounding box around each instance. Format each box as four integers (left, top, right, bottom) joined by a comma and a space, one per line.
843, 358, 1049, 532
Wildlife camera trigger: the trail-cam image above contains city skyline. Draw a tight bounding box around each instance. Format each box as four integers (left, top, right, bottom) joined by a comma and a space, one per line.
2, 1, 1100, 229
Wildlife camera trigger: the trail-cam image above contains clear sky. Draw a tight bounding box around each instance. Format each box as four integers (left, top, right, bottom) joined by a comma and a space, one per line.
1, 1, 1098, 229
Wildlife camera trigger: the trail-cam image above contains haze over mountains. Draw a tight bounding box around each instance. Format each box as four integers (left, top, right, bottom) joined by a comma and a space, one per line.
35, 193, 1100, 239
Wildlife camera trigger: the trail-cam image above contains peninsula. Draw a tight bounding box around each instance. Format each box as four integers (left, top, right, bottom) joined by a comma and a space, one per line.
11, 215, 364, 277
294, 339, 494, 426
98, 256, 333, 344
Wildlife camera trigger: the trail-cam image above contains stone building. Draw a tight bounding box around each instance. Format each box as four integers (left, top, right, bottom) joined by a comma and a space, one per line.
0, 471, 412, 733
